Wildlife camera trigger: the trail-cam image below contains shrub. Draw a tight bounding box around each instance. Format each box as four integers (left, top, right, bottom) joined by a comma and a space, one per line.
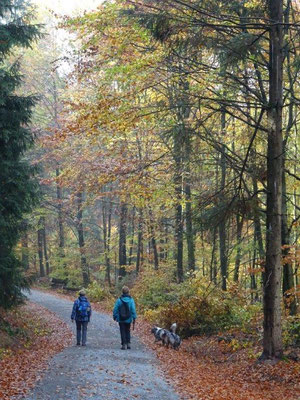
87, 281, 112, 302
283, 316, 300, 347
50, 266, 82, 289
131, 263, 178, 311
133, 269, 261, 338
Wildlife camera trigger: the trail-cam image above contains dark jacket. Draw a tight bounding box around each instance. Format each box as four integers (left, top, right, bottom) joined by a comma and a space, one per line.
71, 295, 92, 322
113, 294, 137, 323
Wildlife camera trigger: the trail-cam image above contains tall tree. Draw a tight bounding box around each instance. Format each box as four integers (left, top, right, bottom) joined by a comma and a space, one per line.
0, 0, 39, 308
118, 202, 128, 278
261, 0, 283, 360
76, 191, 89, 286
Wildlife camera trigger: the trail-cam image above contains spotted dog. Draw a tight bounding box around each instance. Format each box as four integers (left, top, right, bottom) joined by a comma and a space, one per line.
152, 323, 182, 350
151, 326, 168, 344
164, 323, 182, 350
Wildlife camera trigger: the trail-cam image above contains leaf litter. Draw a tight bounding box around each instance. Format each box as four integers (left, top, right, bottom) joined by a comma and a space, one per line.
0, 302, 72, 400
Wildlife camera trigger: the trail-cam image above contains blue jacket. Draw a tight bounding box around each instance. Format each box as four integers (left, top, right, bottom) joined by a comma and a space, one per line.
113, 294, 137, 323
71, 295, 92, 322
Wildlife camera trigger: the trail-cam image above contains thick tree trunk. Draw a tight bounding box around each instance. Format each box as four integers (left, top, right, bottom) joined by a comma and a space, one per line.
118, 202, 127, 278
77, 192, 89, 286
37, 217, 45, 277
261, 0, 283, 360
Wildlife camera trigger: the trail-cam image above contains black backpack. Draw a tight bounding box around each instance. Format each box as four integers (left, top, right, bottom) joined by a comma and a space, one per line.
119, 298, 131, 321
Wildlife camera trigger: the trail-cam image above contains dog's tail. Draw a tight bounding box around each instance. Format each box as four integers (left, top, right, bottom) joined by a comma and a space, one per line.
170, 323, 177, 333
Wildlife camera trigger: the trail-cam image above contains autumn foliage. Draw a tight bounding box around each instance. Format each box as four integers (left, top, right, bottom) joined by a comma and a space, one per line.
0, 303, 72, 400
136, 320, 300, 400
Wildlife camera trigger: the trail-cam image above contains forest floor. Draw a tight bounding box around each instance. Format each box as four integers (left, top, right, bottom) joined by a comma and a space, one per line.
37, 287, 300, 400
1, 288, 299, 400
0, 300, 72, 400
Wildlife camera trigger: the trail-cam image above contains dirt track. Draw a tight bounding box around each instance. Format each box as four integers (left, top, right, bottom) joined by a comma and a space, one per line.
25, 290, 179, 400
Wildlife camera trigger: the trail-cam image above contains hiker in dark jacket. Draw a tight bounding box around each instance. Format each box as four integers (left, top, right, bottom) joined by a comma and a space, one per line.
71, 289, 92, 346
113, 286, 137, 350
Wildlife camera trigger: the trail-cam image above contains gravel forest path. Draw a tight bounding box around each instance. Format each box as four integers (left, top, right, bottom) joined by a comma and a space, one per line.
25, 290, 180, 400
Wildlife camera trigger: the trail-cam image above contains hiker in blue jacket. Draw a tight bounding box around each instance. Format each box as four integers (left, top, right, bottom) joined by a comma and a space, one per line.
71, 288, 92, 346
113, 286, 137, 350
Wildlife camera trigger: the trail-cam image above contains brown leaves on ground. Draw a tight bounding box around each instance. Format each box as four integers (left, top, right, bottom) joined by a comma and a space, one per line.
33, 288, 300, 400
135, 322, 300, 400
0, 303, 72, 400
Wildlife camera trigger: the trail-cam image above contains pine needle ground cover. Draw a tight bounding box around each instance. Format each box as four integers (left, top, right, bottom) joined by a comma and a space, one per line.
0, 303, 72, 400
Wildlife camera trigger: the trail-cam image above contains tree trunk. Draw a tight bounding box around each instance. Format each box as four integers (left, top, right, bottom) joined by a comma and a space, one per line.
56, 168, 65, 258
185, 134, 195, 271
261, 0, 283, 360
37, 217, 45, 277
251, 242, 258, 303
41, 216, 50, 275
282, 156, 296, 314
77, 192, 89, 286
252, 176, 265, 290
174, 131, 184, 282
128, 207, 136, 265
136, 209, 143, 274
281, 17, 296, 314
159, 215, 166, 261
253, 178, 265, 260
118, 202, 127, 278
234, 215, 243, 282
164, 222, 169, 260
102, 199, 112, 287
219, 112, 227, 290
210, 227, 217, 284
148, 207, 159, 270
21, 220, 29, 270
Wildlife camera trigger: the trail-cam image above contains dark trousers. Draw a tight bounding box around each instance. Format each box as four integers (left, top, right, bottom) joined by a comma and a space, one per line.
119, 322, 131, 345
76, 321, 88, 345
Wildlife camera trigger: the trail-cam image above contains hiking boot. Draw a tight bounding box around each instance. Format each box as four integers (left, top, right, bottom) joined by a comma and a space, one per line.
121, 345, 126, 350
127, 344, 131, 349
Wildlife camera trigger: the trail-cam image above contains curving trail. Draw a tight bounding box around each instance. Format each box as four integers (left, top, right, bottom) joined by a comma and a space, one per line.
25, 290, 180, 400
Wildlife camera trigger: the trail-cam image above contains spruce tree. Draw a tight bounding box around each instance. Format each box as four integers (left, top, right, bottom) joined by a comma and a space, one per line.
0, 0, 40, 308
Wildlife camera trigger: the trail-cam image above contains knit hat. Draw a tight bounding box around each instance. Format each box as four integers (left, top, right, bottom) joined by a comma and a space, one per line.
79, 288, 86, 296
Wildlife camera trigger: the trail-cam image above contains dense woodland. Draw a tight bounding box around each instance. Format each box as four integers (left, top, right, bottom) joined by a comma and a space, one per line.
1, 0, 300, 363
